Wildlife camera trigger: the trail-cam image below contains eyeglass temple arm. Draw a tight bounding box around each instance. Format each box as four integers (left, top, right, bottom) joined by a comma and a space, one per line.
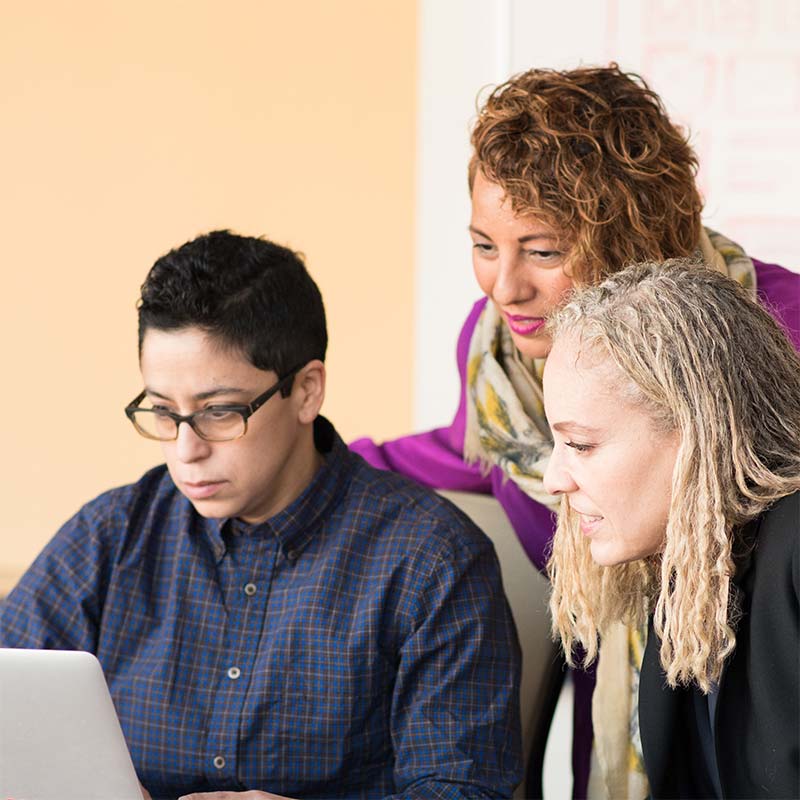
248, 365, 304, 414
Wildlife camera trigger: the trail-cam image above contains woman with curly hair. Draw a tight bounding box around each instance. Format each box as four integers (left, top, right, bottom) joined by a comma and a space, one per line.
351, 64, 800, 798
543, 260, 800, 799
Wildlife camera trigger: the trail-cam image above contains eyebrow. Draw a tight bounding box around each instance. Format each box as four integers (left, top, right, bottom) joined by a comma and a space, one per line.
468, 225, 556, 244
144, 386, 249, 402
551, 421, 602, 435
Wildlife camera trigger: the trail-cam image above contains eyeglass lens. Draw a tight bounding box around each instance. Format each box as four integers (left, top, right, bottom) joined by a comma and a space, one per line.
130, 408, 246, 442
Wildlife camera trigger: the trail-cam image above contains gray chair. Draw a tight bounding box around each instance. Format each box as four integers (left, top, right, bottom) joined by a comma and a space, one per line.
438, 490, 566, 800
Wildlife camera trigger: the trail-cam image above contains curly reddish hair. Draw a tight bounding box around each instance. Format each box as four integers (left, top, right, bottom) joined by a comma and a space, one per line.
468, 64, 703, 285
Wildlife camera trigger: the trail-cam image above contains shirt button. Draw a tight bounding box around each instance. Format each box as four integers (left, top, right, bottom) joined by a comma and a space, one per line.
285, 549, 298, 562
213, 755, 226, 769
227, 666, 241, 680
243, 582, 257, 596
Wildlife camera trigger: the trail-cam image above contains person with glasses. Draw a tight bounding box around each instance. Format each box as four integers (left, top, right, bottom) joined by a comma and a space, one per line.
0, 230, 523, 800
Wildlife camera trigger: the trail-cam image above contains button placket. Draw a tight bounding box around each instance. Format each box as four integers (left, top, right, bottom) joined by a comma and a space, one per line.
205, 534, 278, 783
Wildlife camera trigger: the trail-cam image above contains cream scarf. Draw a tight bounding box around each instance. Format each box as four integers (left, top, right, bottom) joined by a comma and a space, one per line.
464, 228, 755, 498
463, 228, 757, 799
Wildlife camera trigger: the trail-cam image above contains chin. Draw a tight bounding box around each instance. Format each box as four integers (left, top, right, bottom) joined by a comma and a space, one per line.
589, 540, 627, 568
589, 547, 616, 567
511, 332, 552, 360
187, 498, 234, 520
591, 541, 655, 567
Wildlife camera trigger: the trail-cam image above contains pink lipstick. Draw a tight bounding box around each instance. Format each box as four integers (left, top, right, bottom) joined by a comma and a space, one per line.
504, 313, 546, 336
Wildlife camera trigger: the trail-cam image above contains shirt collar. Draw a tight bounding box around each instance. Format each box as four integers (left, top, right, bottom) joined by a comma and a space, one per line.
198, 416, 353, 563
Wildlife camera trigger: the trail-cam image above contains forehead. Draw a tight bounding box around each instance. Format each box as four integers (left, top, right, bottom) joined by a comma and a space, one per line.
543, 334, 630, 425
139, 327, 264, 387
470, 171, 560, 236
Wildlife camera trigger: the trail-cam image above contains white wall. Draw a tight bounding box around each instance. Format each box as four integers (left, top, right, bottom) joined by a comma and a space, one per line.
416, 0, 800, 430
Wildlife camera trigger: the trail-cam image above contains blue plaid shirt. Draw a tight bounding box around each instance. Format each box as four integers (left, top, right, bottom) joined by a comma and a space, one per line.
1, 418, 522, 799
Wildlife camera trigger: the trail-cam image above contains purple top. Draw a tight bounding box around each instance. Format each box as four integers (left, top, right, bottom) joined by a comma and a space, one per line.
350, 258, 800, 798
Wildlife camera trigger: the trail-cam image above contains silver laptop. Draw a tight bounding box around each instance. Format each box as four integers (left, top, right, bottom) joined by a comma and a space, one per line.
0, 647, 143, 800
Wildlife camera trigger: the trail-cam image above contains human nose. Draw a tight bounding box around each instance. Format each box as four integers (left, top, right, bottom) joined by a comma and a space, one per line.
491, 250, 529, 306
543, 445, 577, 496
174, 420, 212, 463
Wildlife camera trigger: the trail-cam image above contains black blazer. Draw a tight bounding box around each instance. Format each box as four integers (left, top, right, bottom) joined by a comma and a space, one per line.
639, 491, 799, 799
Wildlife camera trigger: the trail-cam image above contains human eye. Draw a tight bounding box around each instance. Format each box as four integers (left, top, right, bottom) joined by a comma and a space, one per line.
151, 404, 173, 416
565, 440, 594, 453
202, 406, 239, 421
472, 242, 496, 256
525, 247, 562, 262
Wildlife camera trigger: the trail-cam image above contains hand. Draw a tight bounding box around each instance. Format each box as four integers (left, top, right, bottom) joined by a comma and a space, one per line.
178, 793, 296, 800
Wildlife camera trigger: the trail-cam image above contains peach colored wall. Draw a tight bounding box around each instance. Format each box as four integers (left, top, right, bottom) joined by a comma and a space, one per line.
0, 2, 416, 587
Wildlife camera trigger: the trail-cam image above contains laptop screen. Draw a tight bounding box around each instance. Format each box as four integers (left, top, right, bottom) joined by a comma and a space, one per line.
0, 647, 144, 800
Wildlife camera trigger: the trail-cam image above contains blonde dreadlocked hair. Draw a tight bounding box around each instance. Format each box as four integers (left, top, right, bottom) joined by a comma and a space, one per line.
546, 259, 800, 691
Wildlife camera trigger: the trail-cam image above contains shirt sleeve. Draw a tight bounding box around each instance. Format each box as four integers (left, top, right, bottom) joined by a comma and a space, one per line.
0, 496, 115, 653
349, 296, 557, 573
387, 526, 523, 799
753, 258, 800, 351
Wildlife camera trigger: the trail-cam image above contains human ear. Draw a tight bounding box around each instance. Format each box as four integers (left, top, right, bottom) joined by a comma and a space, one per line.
294, 360, 326, 424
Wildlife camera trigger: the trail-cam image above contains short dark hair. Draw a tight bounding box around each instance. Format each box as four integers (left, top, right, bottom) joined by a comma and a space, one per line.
138, 230, 327, 384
